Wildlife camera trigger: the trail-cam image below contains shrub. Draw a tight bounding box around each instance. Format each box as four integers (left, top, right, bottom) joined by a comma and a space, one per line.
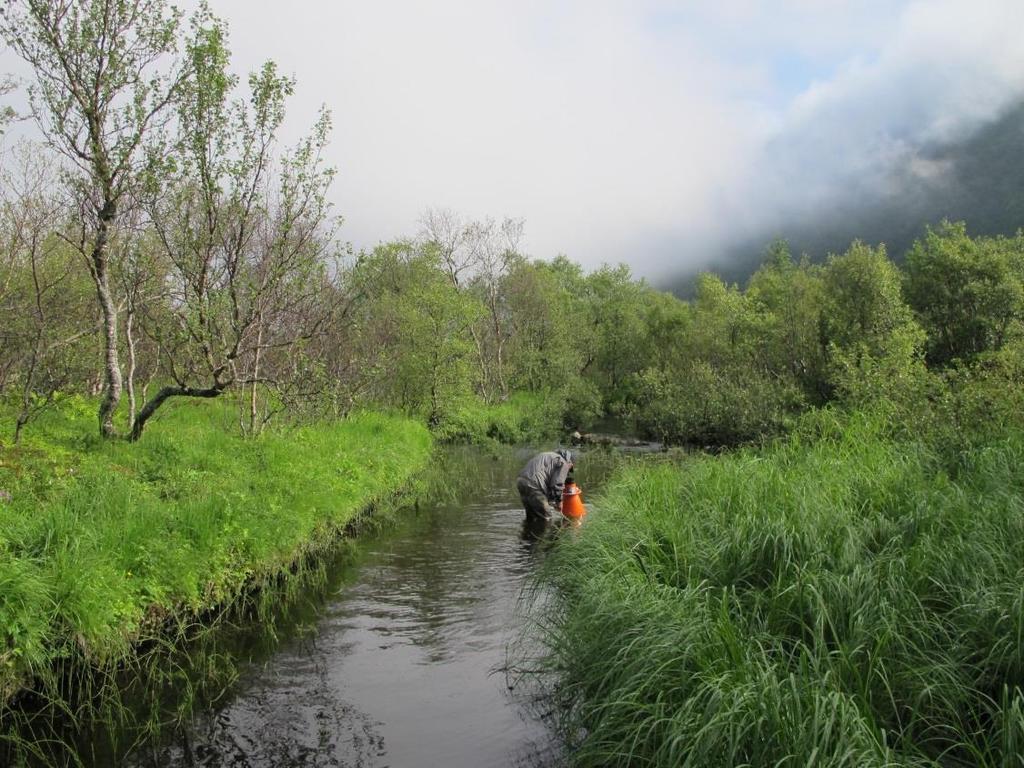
631, 362, 804, 447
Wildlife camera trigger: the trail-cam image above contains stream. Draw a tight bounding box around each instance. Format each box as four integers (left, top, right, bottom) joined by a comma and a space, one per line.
54, 445, 627, 768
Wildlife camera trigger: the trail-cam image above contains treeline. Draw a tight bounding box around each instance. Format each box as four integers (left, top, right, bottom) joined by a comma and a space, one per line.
4, 2, 1024, 451
630, 224, 1024, 449
346, 220, 1024, 452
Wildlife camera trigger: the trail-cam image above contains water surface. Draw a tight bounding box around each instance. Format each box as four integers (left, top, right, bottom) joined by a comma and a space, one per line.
132, 446, 598, 768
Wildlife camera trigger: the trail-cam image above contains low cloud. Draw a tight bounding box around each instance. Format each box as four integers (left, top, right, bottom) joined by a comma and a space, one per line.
5, 1, 1023, 279
717, 0, 1024, 264
205, 0, 754, 272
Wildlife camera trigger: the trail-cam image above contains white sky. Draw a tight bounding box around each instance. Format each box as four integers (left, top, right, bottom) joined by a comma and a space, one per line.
5, 1, 1024, 277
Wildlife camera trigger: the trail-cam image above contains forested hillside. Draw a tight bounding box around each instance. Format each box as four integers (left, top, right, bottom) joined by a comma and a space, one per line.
676, 102, 1024, 292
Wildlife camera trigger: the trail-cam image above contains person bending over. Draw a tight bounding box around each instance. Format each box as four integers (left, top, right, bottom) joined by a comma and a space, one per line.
516, 449, 574, 522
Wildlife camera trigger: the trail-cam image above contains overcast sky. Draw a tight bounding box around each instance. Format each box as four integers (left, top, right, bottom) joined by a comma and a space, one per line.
7, 1, 1024, 278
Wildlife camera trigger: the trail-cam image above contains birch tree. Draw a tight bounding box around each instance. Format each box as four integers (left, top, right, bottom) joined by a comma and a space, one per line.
135, 22, 340, 439
0, 0, 197, 437
419, 208, 523, 399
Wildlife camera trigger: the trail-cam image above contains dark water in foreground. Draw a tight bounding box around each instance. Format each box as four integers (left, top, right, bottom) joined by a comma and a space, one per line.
145, 448, 564, 768
109, 446, 622, 768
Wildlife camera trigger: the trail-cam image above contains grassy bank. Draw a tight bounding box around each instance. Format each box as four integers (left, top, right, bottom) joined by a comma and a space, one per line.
433, 390, 566, 445
0, 398, 432, 705
533, 409, 1024, 766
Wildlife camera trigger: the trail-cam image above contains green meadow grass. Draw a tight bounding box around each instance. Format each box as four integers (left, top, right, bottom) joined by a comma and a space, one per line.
534, 408, 1024, 767
0, 397, 432, 704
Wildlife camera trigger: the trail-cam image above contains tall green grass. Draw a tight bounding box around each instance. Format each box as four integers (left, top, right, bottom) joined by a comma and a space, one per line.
0, 397, 432, 707
531, 408, 1024, 766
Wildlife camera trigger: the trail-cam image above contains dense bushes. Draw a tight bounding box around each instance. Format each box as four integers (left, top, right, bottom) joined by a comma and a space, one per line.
904, 222, 1024, 366
632, 362, 803, 446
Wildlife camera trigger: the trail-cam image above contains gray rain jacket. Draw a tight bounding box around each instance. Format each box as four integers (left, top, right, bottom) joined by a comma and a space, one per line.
517, 450, 573, 503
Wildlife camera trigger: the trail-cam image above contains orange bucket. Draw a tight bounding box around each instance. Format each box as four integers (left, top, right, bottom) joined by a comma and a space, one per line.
562, 481, 587, 520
